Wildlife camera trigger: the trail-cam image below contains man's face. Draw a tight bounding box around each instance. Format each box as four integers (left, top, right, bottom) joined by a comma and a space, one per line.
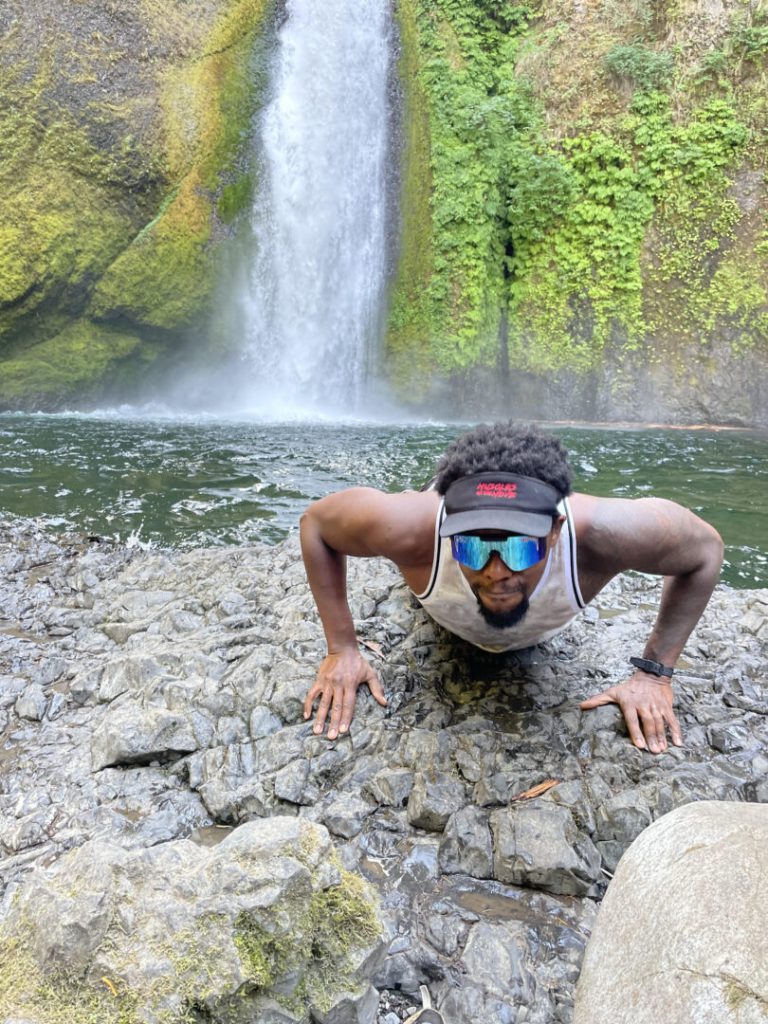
455, 519, 564, 627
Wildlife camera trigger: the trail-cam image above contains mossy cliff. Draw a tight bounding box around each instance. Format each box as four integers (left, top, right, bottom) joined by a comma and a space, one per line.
0, 0, 272, 410
389, 0, 768, 425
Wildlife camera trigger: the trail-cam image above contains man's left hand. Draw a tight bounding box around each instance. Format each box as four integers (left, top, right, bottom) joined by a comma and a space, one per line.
580, 672, 683, 753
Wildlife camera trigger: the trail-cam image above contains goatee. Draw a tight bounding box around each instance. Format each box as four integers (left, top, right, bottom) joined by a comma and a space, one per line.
476, 594, 530, 629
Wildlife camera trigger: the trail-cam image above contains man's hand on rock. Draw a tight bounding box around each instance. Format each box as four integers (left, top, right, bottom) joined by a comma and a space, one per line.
580, 672, 683, 754
303, 648, 387, 740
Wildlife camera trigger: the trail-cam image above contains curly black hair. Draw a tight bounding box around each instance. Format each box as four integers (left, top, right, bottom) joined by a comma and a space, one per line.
435, 422, 573, 498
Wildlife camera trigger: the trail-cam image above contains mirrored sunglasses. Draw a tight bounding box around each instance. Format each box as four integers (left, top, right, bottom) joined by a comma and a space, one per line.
450, 533, 547, 572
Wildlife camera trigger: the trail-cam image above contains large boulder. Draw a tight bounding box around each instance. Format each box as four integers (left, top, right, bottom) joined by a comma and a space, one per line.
0, 817, 384, 1024
574, 801, 768, 1023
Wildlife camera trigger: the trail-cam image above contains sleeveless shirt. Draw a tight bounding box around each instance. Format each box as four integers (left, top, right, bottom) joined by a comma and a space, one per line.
412, 497, 585, 652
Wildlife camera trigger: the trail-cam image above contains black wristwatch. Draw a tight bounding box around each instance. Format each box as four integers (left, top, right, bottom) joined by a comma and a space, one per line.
629, 656, 674, 678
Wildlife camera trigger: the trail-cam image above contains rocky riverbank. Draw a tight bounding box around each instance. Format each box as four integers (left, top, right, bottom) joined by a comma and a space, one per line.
0, 519, 766, 1023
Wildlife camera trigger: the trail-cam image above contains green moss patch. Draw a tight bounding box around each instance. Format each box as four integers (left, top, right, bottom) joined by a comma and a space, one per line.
90, 0, 270, 334
0, 322, 147, 409
0, 933, 141, 1024
233, 866, 382, 1014
0, 0, 272, 408
0, 838, 381, 1024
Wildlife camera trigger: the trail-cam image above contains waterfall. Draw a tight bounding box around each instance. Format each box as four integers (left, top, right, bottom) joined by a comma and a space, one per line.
243, 0, 392, 417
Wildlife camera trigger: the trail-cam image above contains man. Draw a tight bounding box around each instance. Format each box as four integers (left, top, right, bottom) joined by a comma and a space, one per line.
300, 422, 724, 753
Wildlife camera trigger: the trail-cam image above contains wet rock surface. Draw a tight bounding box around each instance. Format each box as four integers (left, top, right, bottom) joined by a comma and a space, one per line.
0, 519, 766, 1023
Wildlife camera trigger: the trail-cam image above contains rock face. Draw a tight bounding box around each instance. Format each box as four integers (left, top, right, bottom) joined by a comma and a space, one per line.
0, 0, 272, 410
0, 519, 766, 1022
1, 0, 767, 424
574, 801, 768, 1024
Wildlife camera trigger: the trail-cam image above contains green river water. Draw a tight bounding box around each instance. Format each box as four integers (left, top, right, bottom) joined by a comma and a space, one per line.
0, 413, 765, 588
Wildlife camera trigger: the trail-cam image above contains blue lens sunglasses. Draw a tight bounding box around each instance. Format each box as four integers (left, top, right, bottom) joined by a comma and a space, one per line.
450, 533, 547, 572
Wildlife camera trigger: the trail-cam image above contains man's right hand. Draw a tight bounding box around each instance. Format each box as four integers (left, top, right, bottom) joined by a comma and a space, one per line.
303, 648, 388, 740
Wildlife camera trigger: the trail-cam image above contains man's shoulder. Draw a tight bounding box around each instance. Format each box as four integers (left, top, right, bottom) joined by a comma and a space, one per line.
379, 488, 441, 566
335, 486, 440, 566
567, 492, 626, 595
566, 492, 600, 535
569, 491, 646, 551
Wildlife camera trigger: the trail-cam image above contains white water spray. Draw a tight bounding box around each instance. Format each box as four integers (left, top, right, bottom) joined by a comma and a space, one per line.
243, 0, 391, 416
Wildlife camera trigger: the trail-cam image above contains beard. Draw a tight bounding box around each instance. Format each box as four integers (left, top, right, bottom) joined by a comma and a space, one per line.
476, 593, 530, 629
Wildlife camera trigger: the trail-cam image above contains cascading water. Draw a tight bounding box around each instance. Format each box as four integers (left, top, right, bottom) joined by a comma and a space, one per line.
243, 0, 392, 417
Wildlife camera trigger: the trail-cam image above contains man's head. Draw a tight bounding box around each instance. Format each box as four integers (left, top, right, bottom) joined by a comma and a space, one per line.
435, 421, 572, 499
435, 423, 572, 627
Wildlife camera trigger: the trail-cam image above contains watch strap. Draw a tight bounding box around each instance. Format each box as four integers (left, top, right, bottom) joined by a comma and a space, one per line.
629, 656, 674, 678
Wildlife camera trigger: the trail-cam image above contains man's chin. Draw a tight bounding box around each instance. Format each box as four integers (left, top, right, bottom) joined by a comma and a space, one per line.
476, 594, 530, 629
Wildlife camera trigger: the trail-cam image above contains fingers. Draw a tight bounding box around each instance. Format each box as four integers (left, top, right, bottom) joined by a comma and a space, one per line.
311, 685, 334, 737
580, 678, 684, 754
621, 703, 647, 751
326, 682, 356, 740
637, 704, 667, 753
668, 709, 684, 747
303, 682, 322, 722
303, 653, 386, 739
579, 688, 617, 710
364, 664, 388, 708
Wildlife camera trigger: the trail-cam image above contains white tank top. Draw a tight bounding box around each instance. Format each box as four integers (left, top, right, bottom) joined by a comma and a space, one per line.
412, 497, 585, 652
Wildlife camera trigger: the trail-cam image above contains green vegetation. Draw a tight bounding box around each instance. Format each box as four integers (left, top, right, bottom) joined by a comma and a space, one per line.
603, 43, 674, 91
1, 0, 766, 411
0, 932, 141, 1024
89, 0, 271, 333
389, 0, 538, 384
0, 323, 149, 408
233, 865, 382, 1014
388, 0, 768, 398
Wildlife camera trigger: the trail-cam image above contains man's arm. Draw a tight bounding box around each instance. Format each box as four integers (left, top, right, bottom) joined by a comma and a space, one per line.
299, 488, 434, 739
576, 495, 724, 753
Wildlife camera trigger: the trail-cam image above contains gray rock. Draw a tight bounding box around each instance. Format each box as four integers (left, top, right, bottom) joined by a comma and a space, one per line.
594, 788, 652, 842
407, 771, 466, 832
44, 692, 67, 720
251, 705, 284, 738
490, 803, 602, 896
439, 921, 536, 1024
364, 768, 414, 808
322, 794, 375, 839
311, 983, 380, 1024
0, 818, 383, 1023
14, 685, 46, 722
91, 703, 213, 770
439, 805, 494, 878
97, 655, 167, 702
275, 759, 314, 804
0, 523, 766, 1024
575, 801, 768, 1024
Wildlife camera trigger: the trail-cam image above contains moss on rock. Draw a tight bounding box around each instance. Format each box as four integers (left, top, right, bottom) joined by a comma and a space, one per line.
0, 0, 272, 409
0, 824, 382, 1024
0, 322, 150, 410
